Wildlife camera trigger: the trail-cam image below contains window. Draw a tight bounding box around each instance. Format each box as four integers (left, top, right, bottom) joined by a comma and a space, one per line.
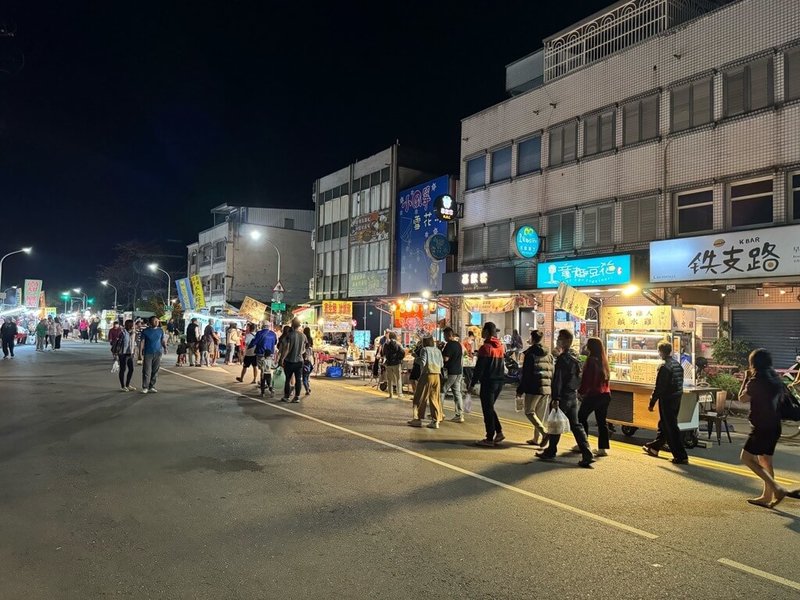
621, 197, 657, 243
623, 94, 659, 145
214, 240, 226, 260
284, 218, 294, 230
486, 222, 509, 259
582, 205, 614, 247
546, 212, 575, 252
724, 57, 773, 117
466, 155, 486, 190
517, 136, 541, 175
490, 146, 512, 183
676, 189, 714, 235
379, 239, 389, 269
462, 227, 484, 262
200, 245, 211, 265
549, 121, 577, 166
792, 173, 800, 221
730, 178, 773, 228
786, 47, 800, 101
584, 109, 615, 156
332, 221, 340, 239
671, 78, 713, 132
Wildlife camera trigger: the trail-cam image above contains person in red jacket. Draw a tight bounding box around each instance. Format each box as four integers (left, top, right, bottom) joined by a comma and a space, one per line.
473, 322, 507, 447
578, 337, 612, 457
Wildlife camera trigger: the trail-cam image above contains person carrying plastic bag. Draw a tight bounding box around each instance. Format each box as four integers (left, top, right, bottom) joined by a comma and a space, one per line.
536, 329, 594, 468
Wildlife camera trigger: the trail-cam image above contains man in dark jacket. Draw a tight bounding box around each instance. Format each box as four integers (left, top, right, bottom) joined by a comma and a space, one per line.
1, 317, 18, 358
517, 329, 553, 447
536, 329, 594, 467
186, 318, 200, 367
473, 322, 506, 447
383, 331, 405, 400
643, 341, 688, 464
441, 327, 465, 422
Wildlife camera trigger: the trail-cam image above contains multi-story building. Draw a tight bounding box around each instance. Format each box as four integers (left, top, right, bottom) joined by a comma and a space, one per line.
311, 143, 442, 302
187, 204, 314, 311
454, 0, 800, 364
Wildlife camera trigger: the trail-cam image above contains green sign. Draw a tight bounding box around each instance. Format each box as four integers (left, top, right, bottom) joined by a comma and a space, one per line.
271, 302, 286, 312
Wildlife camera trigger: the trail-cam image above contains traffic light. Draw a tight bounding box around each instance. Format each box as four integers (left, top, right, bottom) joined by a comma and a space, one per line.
60, 292, 69, 300
87, 297, 95, 305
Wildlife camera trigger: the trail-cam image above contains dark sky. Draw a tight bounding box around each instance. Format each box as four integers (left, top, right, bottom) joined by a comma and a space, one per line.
1, 0, 609, 298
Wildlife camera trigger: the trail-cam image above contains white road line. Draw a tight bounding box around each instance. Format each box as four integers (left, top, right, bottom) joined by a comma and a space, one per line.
717, 558, 800, 592
163, 368, 659, 541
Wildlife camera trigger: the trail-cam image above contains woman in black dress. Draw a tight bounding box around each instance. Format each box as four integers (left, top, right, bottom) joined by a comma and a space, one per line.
738, 348, 799, 508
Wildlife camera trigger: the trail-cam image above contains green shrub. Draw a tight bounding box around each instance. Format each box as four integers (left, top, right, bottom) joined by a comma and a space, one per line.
710, 330, 752, 368
707, 372, 742, 399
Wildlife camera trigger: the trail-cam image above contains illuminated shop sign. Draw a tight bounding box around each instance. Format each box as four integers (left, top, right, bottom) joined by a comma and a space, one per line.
514, 225, 540, 259
537, 255, 632, 289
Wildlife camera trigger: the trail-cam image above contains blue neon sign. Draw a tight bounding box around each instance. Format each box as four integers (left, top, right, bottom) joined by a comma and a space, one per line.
537, 254, 632, 289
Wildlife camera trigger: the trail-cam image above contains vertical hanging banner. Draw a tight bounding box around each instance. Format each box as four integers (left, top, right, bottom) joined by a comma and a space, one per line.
189, 274, 206, 309
24, 279, 43, 309
175, 278, 195, 310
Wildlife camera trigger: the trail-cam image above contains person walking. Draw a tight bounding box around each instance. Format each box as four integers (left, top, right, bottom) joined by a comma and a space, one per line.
35, 318, 48, 351
577, 337, 612, 457
139, 316, 167, 394
53, 317, 63, 350
536, 329, 594, 467
186, 318, 200, 367
79, 318, 89, 342
383, 331, 405, 400
203, 319, 218, 365
642, 341, 689, 464
408, 336, 444, 429
301, 327, 314, 395
510, 329, 524, 362
108, 321, 122, 353
463, 330, 479, 393
473, 322, 506, 447
116, 319, 136, 391
278, 318, 307, 402
89, 318, 100, 343
47, 316, 57, 351
236, 323, 259, 384
440, 327, 465, 423
516, 329, 553, 448
738, 348, 799, 508
1, 317, 17, 358
225, 323, 240, 365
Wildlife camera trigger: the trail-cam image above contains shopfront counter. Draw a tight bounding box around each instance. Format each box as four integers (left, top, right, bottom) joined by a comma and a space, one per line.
607, 381, 720, 448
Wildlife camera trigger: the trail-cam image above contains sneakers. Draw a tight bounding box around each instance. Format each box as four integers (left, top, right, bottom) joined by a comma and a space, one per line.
450, 415, 465, 423
642, 445, 659, 458
407, 419, 423, 427
594, 448, 609, 457
494, 432, 506, 444
290, 397, 300, 403
120, 387, 128, 392
235, 377, 243, 382
578, 458, 595, 468
305, 390, 311, 396
535, 451, 556, 460
149, 388, 158, 394
427, 420, 440, 429
476, 438, 495, 447
671, 457, 689, 465
127, 386, 137, 391
280, 397, 290, 403
141, 389, 149, 394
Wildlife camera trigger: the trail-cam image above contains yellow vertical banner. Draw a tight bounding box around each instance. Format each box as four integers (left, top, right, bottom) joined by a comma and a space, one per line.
190, 275, 206, 309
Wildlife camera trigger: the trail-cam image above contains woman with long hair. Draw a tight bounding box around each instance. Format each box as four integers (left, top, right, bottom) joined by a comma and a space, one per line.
577, 337, 612, 457
738, 348, 799, 507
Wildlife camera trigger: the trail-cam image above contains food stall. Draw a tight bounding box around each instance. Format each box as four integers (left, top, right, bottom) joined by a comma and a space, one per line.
600, 305, 716, 448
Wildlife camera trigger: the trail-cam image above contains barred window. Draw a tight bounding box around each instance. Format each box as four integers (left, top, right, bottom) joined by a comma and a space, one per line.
724, 57, 773, 117
671, 78, 713, 132
623, 94, 659, 145
676, 189, 713, 235
730, 178, 773, 228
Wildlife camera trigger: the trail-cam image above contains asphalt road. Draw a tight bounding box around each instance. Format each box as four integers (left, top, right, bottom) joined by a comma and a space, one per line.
1, 339, 798, 599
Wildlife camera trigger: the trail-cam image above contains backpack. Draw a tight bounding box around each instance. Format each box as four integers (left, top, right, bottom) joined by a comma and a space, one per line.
111, 334, 124, 355
779, 384, 800, 421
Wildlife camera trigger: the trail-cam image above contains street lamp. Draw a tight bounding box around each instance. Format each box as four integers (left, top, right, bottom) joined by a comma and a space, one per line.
249, 230, 282, 289
60, 291, 70, 313
148, 263, 171, 310
0, 247, 32, 293
100, 280, 118, 311
73, 288, 87, 311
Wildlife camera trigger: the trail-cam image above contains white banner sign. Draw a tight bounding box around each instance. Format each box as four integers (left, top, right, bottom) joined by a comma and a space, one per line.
650, 224, 800, 283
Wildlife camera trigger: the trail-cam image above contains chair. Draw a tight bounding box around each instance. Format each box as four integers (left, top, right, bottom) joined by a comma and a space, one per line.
700, 391, 732, 445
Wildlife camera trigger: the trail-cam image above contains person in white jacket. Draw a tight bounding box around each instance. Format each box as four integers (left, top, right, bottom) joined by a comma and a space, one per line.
408, 337, 445, 429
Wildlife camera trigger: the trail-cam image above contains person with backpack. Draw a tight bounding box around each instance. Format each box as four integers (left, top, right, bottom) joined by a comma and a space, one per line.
383, 331, 405, 400
738, 348, 800, 508
536, 329, 594, 467
642, 341, 688, 464
516, 329, 553, 448
577, 337, 612, 457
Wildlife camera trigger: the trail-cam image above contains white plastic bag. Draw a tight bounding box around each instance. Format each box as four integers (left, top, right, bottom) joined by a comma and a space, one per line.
111, 360, 120, 374
464, 393, 472, 413
544, 407, 570, 435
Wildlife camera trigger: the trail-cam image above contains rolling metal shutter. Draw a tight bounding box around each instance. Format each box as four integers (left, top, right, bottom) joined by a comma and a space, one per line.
731, 309, 800, 368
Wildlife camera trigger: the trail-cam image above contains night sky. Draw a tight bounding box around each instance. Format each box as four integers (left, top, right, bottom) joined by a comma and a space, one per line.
1, 0, 610, 297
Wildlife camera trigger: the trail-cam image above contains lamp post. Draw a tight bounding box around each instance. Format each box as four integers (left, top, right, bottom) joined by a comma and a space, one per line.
0, 247, 32, 293
60, 291, 70, 314
249, 230, 281, 289
148, 263, 171, 311
100, 280, 118, 311
73, 288, 87, 311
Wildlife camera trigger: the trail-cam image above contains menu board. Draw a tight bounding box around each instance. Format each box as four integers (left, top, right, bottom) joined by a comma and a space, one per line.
600, 305, 672, 331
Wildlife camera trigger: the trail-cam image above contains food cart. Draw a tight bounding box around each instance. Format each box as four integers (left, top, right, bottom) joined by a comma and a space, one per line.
600, 305, 717, 448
